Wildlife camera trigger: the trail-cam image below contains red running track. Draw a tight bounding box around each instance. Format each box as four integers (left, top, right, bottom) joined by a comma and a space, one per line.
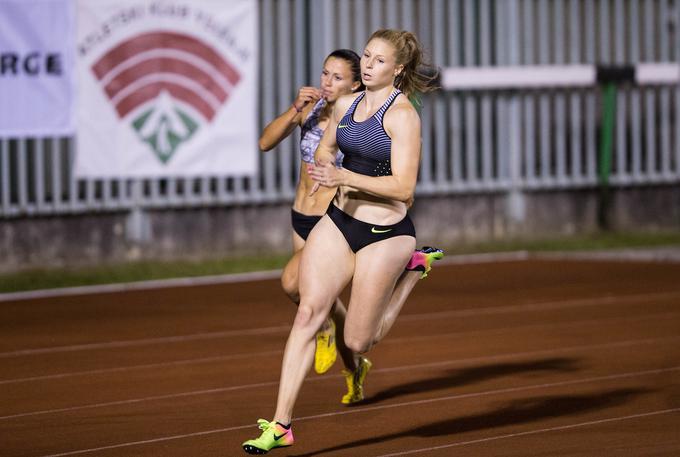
1, 259, 679, 456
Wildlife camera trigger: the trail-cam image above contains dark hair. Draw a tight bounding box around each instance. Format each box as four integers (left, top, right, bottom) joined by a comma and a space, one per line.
325, 49, 365, 92
366, 29, 439, 102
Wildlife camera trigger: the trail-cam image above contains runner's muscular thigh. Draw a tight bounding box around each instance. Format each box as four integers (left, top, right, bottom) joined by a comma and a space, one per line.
345, 235, 415, 339
298, 216, 354, 310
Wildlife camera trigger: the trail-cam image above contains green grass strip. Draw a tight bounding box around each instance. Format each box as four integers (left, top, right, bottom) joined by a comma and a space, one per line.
0, 254, 290, 294
1, 231, 679, 294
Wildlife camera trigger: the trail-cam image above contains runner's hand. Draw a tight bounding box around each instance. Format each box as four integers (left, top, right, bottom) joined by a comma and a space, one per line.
293, 87, 322, 112
307, 161, 343, 190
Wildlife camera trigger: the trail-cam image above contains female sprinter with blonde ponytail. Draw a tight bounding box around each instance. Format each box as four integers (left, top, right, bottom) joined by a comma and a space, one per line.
241, 30, 443, 454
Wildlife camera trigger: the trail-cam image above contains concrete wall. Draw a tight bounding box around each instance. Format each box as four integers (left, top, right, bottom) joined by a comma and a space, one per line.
1, 185, 679, 273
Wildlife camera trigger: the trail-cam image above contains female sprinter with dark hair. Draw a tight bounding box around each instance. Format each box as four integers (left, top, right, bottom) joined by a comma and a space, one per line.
258, 49, 365, 381
243, 31, 441, 454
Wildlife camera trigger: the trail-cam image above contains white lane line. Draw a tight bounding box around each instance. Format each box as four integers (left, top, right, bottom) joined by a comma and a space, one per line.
4, 335, 679, 421
0, 351, 284, 385
40, 423, 256, 457
0, 326, 291, 358
38, 366, 680, 457
4, 289, 679, 359
3, 310, 678, 385
1, 379, 282, 421
374, 408, 680, 456
360, 336, 680, 377
399, 290, 680, 321
533, 250, 680, 264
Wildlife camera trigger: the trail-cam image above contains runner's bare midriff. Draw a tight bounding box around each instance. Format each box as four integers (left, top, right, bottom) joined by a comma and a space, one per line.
293, 162, 337, 215
334, 185, 407, 225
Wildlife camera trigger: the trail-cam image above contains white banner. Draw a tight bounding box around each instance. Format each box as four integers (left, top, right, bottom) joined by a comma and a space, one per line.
75, 0, 257, 178
0, 0, 75, 136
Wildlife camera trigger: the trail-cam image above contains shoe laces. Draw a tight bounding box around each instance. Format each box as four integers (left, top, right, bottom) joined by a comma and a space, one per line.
256, 419, 274, 432
345, 358, 366, 382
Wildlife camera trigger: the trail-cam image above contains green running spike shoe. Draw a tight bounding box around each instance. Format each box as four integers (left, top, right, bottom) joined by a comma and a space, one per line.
405, 246, 444, 279
242, 419, 294, 454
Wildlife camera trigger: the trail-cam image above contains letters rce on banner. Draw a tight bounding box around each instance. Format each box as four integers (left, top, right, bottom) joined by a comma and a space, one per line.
0, 52, 63, 76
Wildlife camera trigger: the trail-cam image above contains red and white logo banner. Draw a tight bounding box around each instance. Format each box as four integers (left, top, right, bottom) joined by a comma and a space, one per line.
75, 1, 257, 178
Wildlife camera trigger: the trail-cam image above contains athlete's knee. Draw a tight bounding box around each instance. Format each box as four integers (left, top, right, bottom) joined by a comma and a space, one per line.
293, 305, 313, 327
344, 334, 373, 354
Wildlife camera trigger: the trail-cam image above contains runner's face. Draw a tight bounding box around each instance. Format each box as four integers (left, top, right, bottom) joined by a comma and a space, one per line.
360, 38, 401, 88
320, 57, 358, 102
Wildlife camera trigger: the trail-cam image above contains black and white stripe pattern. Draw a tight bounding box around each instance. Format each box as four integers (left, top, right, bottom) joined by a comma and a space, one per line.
337, 90, 401, 177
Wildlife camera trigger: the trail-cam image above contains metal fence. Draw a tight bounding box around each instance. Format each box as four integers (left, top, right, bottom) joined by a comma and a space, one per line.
1, 0, 679, 218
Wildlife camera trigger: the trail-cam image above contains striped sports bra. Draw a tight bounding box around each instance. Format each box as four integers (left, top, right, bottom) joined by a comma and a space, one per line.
300, 98, 343, 167
336, 89, 401, 177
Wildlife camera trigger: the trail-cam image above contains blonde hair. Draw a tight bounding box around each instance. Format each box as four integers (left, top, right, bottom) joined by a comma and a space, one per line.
366, 29, 439, 101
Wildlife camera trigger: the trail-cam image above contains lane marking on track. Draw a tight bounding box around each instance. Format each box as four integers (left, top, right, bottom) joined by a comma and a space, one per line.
37, 366, 680, 457
3, 289, 680, 358
374, 408, 680, 456
0, 351, 284, 385
0, 326, 291, 358
399, 290, 680, 321
4, 335, 679, 421
2, 310, 679, 385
